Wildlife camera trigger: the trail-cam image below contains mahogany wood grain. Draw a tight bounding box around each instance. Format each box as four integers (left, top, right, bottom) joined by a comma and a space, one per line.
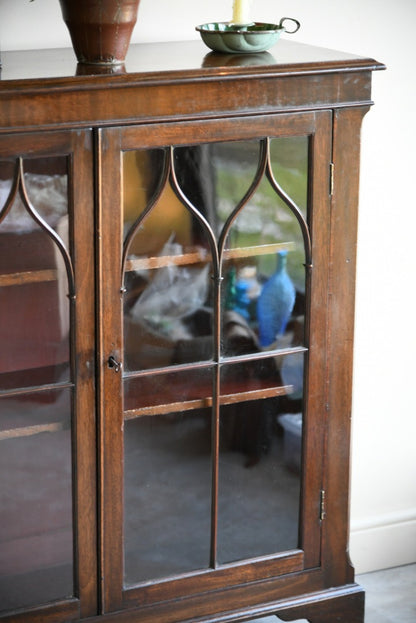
0, 38, 384, 623
277, 583, 365, 623
320, 105, 371, 588
96, 127, 125, 612
70, 129, 98, 617
0, 41, 383, 133
0, 599, 79, 623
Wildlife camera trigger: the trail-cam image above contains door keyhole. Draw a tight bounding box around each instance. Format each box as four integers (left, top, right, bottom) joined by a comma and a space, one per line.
108, 355, 122, 373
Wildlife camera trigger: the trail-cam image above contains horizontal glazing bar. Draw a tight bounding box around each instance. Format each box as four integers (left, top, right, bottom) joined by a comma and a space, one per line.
220, 345, 308, 366
122, 345, 308, 380
123, 359, 214, 379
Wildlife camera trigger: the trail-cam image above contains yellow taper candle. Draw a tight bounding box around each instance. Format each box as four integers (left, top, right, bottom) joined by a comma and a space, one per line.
232, 0, 251, 25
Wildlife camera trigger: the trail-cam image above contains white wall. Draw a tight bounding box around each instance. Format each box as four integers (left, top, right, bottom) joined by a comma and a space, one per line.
1, 0, 415, 575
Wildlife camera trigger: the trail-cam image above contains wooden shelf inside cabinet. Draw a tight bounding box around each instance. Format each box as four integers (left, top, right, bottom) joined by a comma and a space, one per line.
0, 368, 71, 441
0, 268, 58, 287
124, 377, 294, 420
124, 242, 296, 273
0, 420, 66, 442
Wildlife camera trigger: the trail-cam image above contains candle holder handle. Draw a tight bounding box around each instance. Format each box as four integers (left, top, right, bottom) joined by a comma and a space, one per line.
279, 17, 301, 34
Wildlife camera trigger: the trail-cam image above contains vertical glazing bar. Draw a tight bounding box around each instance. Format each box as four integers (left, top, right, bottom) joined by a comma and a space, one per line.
210, 270, 222, 568
168, 145, 222, 570
214, 138, 268, 567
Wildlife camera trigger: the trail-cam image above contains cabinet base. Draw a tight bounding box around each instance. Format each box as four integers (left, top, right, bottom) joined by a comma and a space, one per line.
276, 583, 365, 623
193, 584, 365, 623
83, 583, 364, 623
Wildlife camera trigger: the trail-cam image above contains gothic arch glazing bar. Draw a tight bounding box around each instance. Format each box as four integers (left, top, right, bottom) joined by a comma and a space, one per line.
0, 157, 75, 299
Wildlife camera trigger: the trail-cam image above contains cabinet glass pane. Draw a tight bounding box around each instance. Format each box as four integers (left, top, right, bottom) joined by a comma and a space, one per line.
0, 157, 70, 390
124, 367, 212, 585
211, 137, 307, 278
124, 408, 212, 585
209, 141, 260, 226
0, 156, 74, 612
123, 149, 214, 372
269, 136, 308, 217
121, 134, 309, 580
218, 136, 307, 356
0, 389, 73, 612
218, 353, 304, 564
124, 366, 214, 416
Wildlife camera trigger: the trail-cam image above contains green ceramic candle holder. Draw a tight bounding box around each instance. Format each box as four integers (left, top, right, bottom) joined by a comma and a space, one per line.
196, 17, 300, 54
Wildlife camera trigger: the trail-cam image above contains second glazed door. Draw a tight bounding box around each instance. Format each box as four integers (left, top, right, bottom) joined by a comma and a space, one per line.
98, 111, 333, 613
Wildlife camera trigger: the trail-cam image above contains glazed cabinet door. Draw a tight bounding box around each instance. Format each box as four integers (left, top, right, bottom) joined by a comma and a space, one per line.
98, 111, 332, 618
0, 131, 97, 622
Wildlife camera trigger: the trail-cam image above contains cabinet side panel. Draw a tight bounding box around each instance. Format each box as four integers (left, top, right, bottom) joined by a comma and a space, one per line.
301, 110, 333, 568
323, 106, 370, 585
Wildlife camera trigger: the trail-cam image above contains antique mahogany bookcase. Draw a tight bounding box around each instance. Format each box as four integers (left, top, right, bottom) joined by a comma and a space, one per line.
0, 40, 383, 623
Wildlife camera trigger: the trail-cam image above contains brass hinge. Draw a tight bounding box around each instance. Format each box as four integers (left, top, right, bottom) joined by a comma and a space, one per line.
329, 162, 335, 196
320, 489, 326, 521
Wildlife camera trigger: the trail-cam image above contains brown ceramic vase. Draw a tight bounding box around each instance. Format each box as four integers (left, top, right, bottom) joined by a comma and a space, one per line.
59, 0, 141, 65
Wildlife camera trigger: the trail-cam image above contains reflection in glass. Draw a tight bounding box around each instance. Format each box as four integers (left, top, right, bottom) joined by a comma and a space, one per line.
123, 149, 192, 256
269, 137, 308, 217
23, 158, 69, 231
124, 410, 212, 585
0, 160, 14, 206
174, 145, 217, 231
0, 157, 73, 612
124, 367, 213, 415
0, 389, 73, 612
218, 396, 301, 563
218, 353, 304, 564
219, 136, 307, 354
123, 149, 215, 372
123, 251, 213, 371
215, 136, 308, 290
221, 246, 304, 355
204, 141, 260, 231
0, 157, 70, 391
121, 135, 309, 579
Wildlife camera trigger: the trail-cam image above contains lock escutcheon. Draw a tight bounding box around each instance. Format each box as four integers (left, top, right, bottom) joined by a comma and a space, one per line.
108, 355, 122, 373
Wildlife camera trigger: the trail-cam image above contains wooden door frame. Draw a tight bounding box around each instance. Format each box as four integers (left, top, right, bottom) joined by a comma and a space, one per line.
98, 110, 333, 616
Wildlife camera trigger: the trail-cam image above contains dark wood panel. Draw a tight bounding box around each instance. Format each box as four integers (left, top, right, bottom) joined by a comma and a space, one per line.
299, 110, 332, 569
70, 129, 98, 617
0, 41, 383, 132
96, 127, 125, 612
0, 72, 375, 132
0, 38, 383, 623
90, 568, 327, 622
0, 40, 383, 84
0, 600, 79, 623
320, 105, 371, 588
124, 551, 304, 608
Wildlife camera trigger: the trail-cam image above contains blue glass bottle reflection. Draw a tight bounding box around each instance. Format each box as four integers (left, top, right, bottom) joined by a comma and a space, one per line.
233, 280, 251, 320
257, 250, 296, 347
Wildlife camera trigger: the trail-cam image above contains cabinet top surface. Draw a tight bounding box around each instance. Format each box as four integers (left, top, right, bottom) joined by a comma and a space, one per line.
0, 39, 384, 89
